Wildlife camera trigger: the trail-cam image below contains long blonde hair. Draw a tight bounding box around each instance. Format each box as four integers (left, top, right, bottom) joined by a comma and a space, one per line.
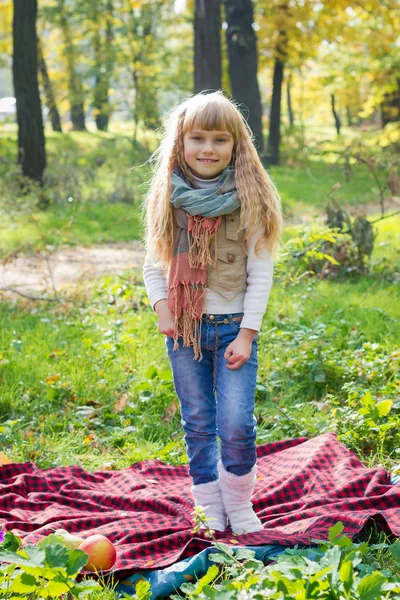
143, 91, 282, 268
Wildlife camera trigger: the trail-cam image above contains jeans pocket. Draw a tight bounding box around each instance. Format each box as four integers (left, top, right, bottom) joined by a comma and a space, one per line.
230, 318, 243, 331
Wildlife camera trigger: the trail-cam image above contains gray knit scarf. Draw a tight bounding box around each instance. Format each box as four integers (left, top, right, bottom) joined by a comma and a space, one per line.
171, 167, 240, 215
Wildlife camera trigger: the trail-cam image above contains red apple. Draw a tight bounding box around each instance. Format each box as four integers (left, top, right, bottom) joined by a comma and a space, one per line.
78, 534, 117, 572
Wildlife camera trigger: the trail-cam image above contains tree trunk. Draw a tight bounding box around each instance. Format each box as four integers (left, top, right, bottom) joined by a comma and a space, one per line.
267, 4, 289, 166
12, 0, 46, 184
287, 71, 294, 127
37, 37, 62, 133
194, 0, 221, 93
59, 4, 86, 131
267, 57, 284, 165
132, 69, 139, 143
345, 105, 353, 127
224, 0, 263, 153
331, 93, 341, 134
381, 78, 400, 126
93, 0, 114, 131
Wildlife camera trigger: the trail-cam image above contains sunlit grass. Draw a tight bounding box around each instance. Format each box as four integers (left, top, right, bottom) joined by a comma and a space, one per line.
1, 126, 394, 256
0, 124, 399, 482
0, 202, 142, 256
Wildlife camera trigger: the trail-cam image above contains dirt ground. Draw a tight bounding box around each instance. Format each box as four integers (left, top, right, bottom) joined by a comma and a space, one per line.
0, 242, 145, 299
1, 198, 398, 301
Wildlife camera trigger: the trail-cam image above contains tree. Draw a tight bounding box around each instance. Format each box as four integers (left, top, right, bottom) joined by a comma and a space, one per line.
266, 2, 289, 165
59, 2, 86, 130
224, 0, 263, 152
267, 47, 285, 164
194, 0, 221, 93
286, 69, 294, 127
114, 0, 176, 141
91, 0, 114, 131
12, 0, 46, 184
37, 36, 63, 132
331, 93, 341, 134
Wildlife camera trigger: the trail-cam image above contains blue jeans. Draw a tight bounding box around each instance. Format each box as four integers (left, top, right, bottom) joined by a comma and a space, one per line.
165, 313, 258, 485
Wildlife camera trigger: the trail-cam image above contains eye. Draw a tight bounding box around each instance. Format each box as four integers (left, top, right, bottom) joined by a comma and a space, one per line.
192, 136, 203, 141
216, 138, 228, 143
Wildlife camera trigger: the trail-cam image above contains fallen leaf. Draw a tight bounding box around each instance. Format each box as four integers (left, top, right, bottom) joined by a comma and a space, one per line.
46, 373, 61, 385
0, 453, 12, 465
114, 393, 128, 413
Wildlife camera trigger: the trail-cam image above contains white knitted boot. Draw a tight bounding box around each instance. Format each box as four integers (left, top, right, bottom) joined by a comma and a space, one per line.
218, 460, 263, 534
191, 480, 227, 532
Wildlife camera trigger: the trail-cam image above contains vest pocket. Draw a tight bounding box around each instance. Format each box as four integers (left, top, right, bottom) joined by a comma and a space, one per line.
216, 245, 247, 294
226, 214, 240, 241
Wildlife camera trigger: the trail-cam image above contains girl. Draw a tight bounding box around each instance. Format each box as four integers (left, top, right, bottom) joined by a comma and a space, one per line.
143, 91, 282, 534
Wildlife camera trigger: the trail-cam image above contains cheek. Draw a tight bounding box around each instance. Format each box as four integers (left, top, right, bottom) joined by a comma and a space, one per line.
225, 146, 234, 161
183, 142, 194, 161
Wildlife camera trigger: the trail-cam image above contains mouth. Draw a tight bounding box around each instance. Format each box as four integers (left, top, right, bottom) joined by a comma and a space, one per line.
197, 158, 219, 163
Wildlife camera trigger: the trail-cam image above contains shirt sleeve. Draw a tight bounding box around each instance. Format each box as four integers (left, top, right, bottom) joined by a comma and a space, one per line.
240, 226, 274, 331
142, 250, 168, 311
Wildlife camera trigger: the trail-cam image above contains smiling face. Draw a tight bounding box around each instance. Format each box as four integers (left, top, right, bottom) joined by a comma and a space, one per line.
183, 125, 234, 179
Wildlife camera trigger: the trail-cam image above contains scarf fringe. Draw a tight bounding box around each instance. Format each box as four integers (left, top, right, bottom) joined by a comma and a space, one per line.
188, 216, 221, 270
172, 282, 205, 361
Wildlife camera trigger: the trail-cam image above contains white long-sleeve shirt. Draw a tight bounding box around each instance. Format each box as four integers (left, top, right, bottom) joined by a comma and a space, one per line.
143, 174, 274, 331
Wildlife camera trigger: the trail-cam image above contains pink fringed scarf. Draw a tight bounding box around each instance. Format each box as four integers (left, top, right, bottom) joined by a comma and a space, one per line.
168, 214, 222, 360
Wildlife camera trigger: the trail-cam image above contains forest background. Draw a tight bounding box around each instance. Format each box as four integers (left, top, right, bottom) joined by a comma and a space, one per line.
0, 0, 400, 597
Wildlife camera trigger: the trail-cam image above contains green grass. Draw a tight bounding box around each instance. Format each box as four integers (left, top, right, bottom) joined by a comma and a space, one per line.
0, 202, 141, 255
270, 159, 386, 216
0, 126, 394, 257
0, 129, 150, 256
0, 215, 399, 470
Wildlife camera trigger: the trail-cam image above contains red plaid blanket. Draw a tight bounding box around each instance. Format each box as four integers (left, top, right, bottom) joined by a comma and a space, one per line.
0, 433, 399, 575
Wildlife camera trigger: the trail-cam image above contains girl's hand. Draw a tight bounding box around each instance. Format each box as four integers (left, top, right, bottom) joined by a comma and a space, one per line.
224, 328, 257, 370
154, 299, 175, 337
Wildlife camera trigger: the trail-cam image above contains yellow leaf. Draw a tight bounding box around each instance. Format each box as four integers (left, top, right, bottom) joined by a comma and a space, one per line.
376, 399, 393, 418
84, 434, 96, 444
0, 453, 12, 465
46, 374, 61, 385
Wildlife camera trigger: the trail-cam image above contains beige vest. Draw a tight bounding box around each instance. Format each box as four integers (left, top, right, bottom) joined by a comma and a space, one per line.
207, 208, 247, 300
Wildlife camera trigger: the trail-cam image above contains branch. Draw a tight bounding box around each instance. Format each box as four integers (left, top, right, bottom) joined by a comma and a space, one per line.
371, 209, 400, 224
0, 288, 61, 302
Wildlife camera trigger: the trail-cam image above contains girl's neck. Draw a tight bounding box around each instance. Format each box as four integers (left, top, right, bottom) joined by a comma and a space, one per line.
191, 172, 220, 189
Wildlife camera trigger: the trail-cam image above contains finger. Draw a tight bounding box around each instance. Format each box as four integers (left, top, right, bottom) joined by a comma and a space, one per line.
226, 354, 241, 366
227, 354, 250, 369
226, 359, 244, 370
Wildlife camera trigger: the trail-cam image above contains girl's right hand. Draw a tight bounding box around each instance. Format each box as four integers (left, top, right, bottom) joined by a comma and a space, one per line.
154, 299, 175, 337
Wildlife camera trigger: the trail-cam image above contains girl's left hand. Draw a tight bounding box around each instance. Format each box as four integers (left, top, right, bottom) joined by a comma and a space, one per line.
224, 328, 256, 370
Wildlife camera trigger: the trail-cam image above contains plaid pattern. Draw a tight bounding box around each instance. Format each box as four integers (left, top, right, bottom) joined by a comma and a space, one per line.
0, 433, 399, 576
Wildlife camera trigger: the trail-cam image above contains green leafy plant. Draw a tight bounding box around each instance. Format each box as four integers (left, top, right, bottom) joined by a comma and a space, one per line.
172, 520, 400, 599
0, 530, 100, 599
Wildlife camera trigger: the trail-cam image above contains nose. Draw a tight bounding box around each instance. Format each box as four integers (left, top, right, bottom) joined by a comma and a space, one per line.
202, 140, 214, 153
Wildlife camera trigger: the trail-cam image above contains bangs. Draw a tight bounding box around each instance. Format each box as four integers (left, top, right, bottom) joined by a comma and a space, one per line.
182, 95, 241, 138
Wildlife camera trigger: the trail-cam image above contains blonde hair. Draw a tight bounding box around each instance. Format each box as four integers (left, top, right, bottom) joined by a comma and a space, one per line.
143, 91, 282, 268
